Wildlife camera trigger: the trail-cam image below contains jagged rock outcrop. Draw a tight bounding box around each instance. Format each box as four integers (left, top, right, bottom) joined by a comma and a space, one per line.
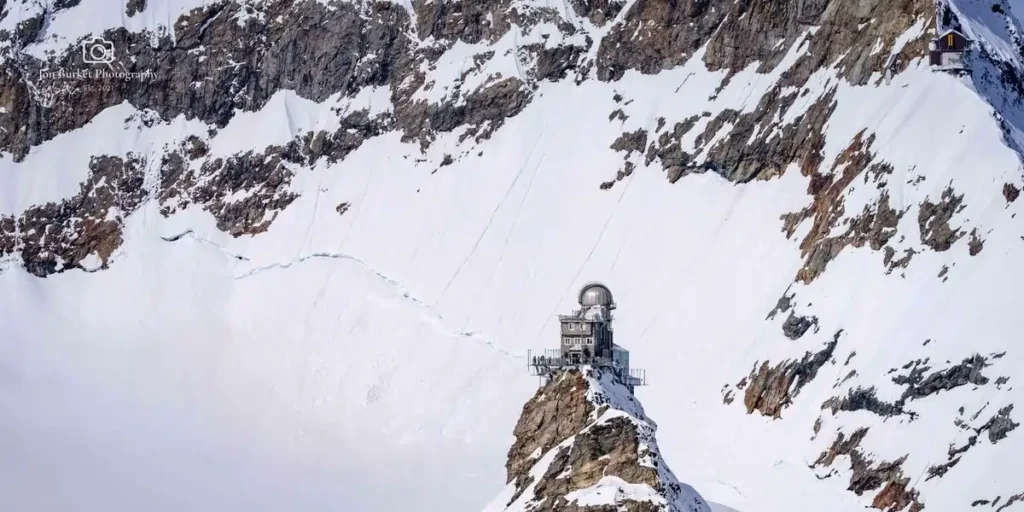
0, 0, 979, 281
919, 185, 966, 251
1, 0, 413, 159
813, 351, 1018, 510
0, 153, 147, 276
739, 331, 840, 418
777, 132, 911, 283
813, 427, 925, 512
1005, 183, 1021, 203
0, 0, 549, 161
484, 367, 710, 512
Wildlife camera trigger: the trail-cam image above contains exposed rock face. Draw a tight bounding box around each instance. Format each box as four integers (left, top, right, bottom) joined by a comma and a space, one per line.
611, 129, 649, 159
813, 428, 925, 512
0, 154, 147, 276
919, 186, 966, 251
779, 132, 909, 283
595, 0, 727, 82
896, 355, 990, 402
1004, 182, 1021, 203
815, 397, 1019, 511
12, 1, 332, 155
505, 370, 596, 491
968, 228, 985, 256
0, 0, 543, 161
600, 0, 931, 193
593, 0, 928, 84
157, 108, 393, 237
782, 312, 818, 340
0, 0, 588, 278
822, 386, 909, 419
125, 0, 146, 17
981, 404, 1019, 443
741, 331, 840, 418
814, 353, 1018, 510
0, 0, 966, 285
822, 354, 998, 420
567, 0, 625, 26
0, 95, 397, 276
821, 354, 997, 423
487, 367, 710, 512
0, 0, 932, 166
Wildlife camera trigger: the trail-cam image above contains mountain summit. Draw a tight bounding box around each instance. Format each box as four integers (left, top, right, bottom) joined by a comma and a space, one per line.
484, 367, 710, 512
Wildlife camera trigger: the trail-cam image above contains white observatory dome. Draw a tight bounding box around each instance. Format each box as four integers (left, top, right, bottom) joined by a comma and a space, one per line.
578, 282, 615, 309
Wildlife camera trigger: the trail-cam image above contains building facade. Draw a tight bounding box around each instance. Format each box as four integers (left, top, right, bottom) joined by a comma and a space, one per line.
529, 282, 646, 391
558, 282, 615, 362
929, 29, 970, 71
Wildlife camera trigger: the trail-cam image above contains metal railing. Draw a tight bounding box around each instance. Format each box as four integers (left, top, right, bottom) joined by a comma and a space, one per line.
623, 368, 647, 387
528, 349, 615, 369
527, 349, 646, 387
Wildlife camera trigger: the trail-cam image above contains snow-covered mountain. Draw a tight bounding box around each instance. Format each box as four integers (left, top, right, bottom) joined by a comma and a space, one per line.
1, 0, 1023, 510
486, 366, 710, 512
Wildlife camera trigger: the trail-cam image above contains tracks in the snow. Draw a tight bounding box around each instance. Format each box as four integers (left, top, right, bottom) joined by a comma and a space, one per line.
160, 229, 249, 261
162, 230, 518, 359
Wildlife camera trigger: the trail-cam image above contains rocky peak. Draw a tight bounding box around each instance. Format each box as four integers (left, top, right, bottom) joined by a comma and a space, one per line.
484, 367, 710, 512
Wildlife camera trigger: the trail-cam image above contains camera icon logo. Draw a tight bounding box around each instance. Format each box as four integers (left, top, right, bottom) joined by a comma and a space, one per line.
82, 36, 115, 65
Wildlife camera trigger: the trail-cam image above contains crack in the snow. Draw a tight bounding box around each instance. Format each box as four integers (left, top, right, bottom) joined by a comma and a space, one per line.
235, 251, 520, 360
234, 251, 404, 287
161, 229, 250, 261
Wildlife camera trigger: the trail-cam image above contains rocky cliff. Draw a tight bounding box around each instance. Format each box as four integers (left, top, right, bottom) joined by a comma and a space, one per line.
0, 0, 937, 276
483, 367, 710, 512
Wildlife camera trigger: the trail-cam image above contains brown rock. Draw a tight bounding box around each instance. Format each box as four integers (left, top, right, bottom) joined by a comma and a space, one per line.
506, 371, 594, 486
919, 185, 965, 252
500, 368, 709, 511
1004, 182, 1021, 203
814, 428, 924, 511
126, 0, 146, 17
968, 228, 985, 256
743, 331, 839, 417
610, 129, 649, 158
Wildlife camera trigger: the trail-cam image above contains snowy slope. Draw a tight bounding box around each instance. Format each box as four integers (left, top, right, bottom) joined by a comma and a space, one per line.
1, 0, 1024, 511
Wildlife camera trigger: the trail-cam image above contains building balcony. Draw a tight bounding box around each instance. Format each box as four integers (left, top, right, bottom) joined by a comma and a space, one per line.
527, 348, 646, 387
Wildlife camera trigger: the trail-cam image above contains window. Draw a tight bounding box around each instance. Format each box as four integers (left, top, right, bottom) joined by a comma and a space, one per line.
568, 323, 575, 331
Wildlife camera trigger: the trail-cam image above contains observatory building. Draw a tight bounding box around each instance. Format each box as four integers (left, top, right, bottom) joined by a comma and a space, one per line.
529, 282, 646, 392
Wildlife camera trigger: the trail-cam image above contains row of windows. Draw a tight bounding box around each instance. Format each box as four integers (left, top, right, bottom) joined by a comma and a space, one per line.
567, 323, 590, 331
563, 337, 594, 346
